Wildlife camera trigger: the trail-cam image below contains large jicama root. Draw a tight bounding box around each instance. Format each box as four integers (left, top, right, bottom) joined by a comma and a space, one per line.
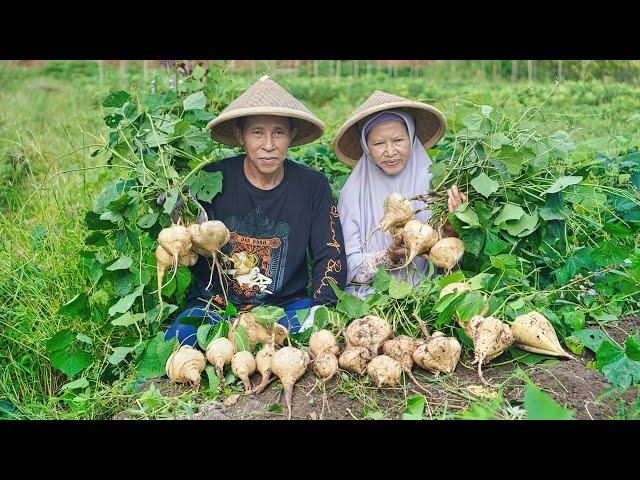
413, 332, 462, 375
252, 344, 276, 395
338, 346, 372, 374
512, 311, 573, 359
394, 220, 439, 269
367, 355, 402, 387
345, 315, 393, 356
313, 352, 339, 382
228, 312, 288, 348
366, 192, 415, 242
158, 224, 192, 268
231, 350, 257, 394
188, 220, 230, 257
205, 337, 235, 384
271, 347, 310, 419
382, 335, 431, 393
166, 345, 206, 389
470, 316, 514, 386
428, 237, 465, 272
309, 330, 340, 358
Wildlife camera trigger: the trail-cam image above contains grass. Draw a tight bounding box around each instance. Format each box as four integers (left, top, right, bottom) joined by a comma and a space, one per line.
1, 61, 640, 419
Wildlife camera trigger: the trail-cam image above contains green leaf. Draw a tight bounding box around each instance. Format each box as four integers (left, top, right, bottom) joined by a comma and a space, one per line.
336, 294, 370, 319
234, 325, 250, 352
543, 176, 583, 194
108, 285, 144, 316
453, 291, 487, 323
625, 334, 640, 361
490, 254, 519, 271
137, 213, 159, 229
509, 347, 550, 365
197, 324, 214, 351
563, 336, 585, 355
401, 395, 425, 420
108, 347, 132, 365
267, 402, 283, 413
601, 356, 640, 390
58, 293, 90, 319
372, 265, 391, 293
470, 173, 500, 198
103, 90, 130, 108
467, 273, 493, 290
494, 203, 525, 225
596, 341, 624, 370
183, 91, 207, 111
524, 384, 574, 419
137, 333, 177, 378
313, 306, 329, 330
457, 226, 484, 257
111, 311, 144, 327
76, 333, 93, 345
100, 211, 123, 224
205, 366, 220, 395
484, 230, 511, 256
462, 113, 483, 130
106, 256, 133, 271
253, 305, 286, 325
62, 377, 89, 391
191, 170, 223, 203
50, 350, 93, 377
454, 203, 480, 227
388, 277, 412, 300
46, 330, 74, 353
572, 329, 609, 353
591, 241, 632, 267
162, 187, 181, 215
504, 212, 539, 237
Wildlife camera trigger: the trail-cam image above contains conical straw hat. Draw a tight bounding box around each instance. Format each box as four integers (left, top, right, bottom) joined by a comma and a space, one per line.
332, 90, 447, 166
206, 75, 325, 147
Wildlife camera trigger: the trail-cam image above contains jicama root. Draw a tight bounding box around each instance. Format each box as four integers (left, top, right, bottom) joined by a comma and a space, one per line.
158, 224, 192, 269
309, 329, 339, 358
428, 237, 465, 271
166, 345, 206, 389
188, 220, 230, 257
313, 352, 339, 382
512, 311, 573, 359
413, 332, 461, 375
366, 192, 415, 242
367, 355, 402, 388
382, 336, 431, 393
205, 337, 235, 384
345, 315, 393, 357
252, 344, 276, 395
231, 350, 257, 394
394, 220, 439, 269
228, 312, 288, 348
338, 346, 372, 374
155, 245, 198, 312
470, 316, 514, 386
271, 346, 310, 419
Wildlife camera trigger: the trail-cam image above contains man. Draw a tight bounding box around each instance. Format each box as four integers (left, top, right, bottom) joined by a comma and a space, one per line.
165, 76, 346, 346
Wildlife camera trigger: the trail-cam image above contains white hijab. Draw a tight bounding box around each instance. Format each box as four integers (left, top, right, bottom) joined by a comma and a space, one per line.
337, 109, 433, 295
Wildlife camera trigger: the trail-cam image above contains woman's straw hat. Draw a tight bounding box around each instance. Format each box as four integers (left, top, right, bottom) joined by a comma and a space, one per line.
333, 90, 447, 166
206, 75, 325, 147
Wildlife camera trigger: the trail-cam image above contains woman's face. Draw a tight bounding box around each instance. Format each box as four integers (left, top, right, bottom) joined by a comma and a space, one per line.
366, 120, 411, 175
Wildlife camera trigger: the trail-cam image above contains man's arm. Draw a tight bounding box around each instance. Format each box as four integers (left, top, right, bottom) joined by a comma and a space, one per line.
309, 178, 347, 306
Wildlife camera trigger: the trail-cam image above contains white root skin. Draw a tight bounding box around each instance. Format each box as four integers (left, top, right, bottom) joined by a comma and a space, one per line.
345, 315, 393, 357
313, 352, 339, 381
158, 225, 192, 269
413, 335, 462, 375
188, 221, 230, 257
395, 220, 439, 269
382, 336, 432, 394
367, 355, 402, 388
252, 344, 276, 394
366, 192, 415, 242
228, 313, 287, 349
309, 330, 340, 358
512, 311, 573, 359
470, 316, 514, 386
231, 351, 257, 394
271, 347, 310, 419
428, 237, 465, 270
166, 346, 206, 388
205, 337, 236, 382
338, 346, 372, 374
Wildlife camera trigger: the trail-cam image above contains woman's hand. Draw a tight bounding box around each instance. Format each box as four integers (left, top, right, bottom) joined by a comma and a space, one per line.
386, 235, 408, 264
447, 185, 468, 213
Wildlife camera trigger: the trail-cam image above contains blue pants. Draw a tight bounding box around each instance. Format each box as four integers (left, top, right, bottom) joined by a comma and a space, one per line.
164, 297, 313, 347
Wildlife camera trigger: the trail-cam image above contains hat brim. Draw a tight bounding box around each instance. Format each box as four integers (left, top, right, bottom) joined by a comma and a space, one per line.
206, 107, 325, 147
333, 101, 447, 167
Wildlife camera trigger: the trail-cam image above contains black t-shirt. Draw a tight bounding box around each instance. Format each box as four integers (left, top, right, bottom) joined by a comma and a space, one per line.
186, 155, 347, 309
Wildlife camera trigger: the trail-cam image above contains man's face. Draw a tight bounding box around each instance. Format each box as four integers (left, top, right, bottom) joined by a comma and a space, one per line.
366, 120, 411, 176
235, 115, 295, 176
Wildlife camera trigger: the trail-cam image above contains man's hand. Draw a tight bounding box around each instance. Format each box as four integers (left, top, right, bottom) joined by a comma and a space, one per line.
386, 235, 408, 264
447, 185, 468, 213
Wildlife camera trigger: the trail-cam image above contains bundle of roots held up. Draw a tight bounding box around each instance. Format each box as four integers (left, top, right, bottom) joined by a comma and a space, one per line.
155, 219, 230, 314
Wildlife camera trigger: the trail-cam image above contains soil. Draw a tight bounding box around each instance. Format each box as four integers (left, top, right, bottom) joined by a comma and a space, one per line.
113, 316, 640, 420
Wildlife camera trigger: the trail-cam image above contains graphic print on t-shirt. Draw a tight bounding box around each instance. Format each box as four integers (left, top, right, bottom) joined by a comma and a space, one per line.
222, 206, 289, 303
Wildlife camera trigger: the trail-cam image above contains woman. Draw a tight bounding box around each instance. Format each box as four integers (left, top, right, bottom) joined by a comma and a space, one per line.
334, 90, 467, 297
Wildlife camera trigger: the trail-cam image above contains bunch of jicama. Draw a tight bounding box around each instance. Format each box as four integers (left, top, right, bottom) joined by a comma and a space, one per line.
366, 192, 415, 242
227, 312, 288, 349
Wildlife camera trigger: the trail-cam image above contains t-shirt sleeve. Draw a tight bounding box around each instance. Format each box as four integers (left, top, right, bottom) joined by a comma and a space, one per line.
309, 176, 347, 306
